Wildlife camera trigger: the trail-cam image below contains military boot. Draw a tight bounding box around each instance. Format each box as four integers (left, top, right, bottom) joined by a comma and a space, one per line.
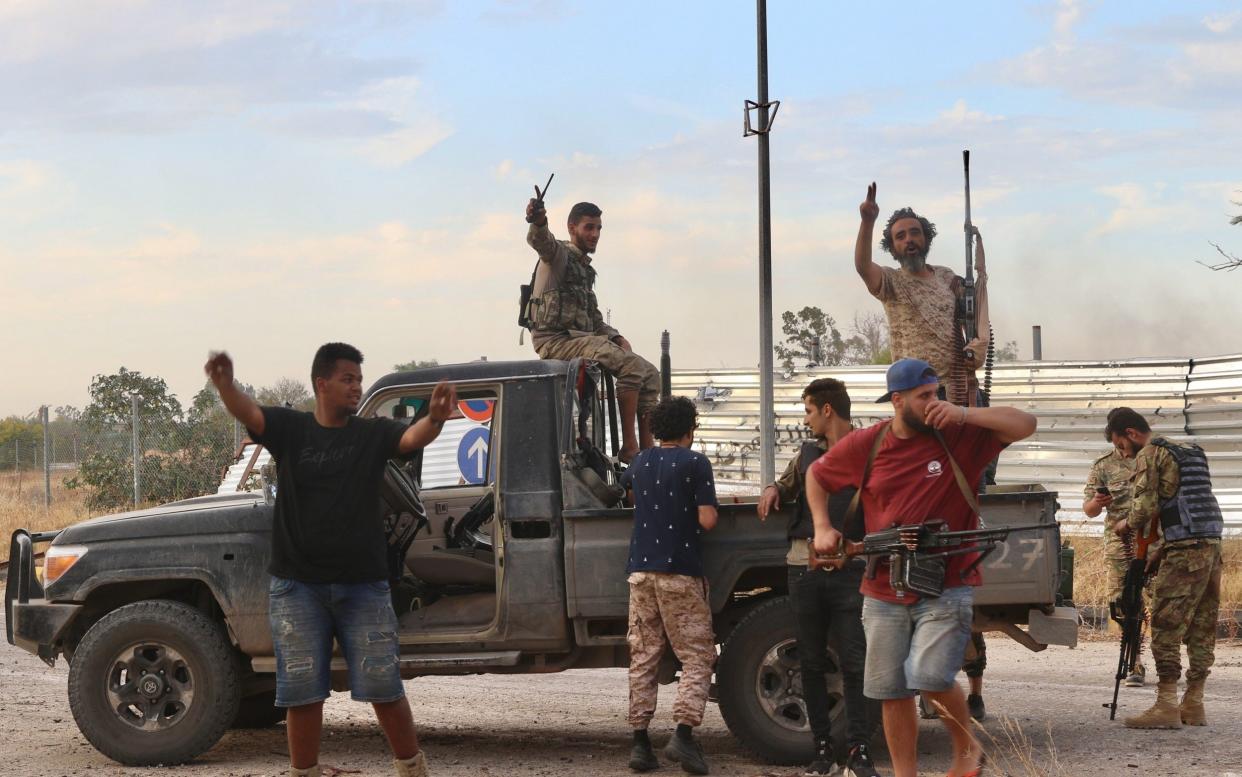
394, 751, 429, 777
1180, 680, 1207, 726
1123, 680, 1182, 729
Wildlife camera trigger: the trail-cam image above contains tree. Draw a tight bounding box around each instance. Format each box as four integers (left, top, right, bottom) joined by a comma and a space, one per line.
995, 340, 1020, 362
257, 377, 312, 410
1201, 195, 1241, 271
844, 311, 891, 365
774, 307, 846, 372
67, 368, 235, 510
393, 358, 440, 372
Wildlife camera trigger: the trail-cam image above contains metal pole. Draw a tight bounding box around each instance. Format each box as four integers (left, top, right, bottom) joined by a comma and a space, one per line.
755, 0, 776, 487
660, 330, 672, 400
42, 406, 51, 508
1032, 325, 1043, 361
131, 394, 141, 506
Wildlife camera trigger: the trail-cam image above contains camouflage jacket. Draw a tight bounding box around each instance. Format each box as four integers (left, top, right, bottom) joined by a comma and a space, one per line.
526, 223, 619, 350
771, 438, 829, 504
872, 264, 987, 402
1084, 448, 1137, 559
1129, 436, 1180, 537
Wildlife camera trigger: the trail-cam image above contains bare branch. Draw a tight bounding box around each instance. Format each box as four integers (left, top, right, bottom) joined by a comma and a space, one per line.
1198, 242, 1242, 272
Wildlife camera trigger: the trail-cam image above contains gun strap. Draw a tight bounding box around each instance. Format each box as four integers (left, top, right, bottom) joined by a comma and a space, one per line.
931, 429, 983, 520
843, 422, 891, 536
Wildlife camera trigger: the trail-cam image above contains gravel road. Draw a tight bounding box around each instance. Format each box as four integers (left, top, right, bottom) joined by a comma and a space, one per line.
2, 612, 1240, 777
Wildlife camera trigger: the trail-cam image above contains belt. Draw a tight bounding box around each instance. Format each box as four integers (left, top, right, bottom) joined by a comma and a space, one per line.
1164, 540, 1219, 550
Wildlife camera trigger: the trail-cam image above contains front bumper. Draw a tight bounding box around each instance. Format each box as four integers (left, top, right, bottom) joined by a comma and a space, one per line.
6, 529, 79, 665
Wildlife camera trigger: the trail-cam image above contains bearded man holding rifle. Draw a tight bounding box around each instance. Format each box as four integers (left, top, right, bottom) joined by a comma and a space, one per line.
807, 358, 1036, 777
852, 159, 989, 409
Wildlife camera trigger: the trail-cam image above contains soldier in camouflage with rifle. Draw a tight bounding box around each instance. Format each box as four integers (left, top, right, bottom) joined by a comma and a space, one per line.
523, 196, 660, 462
1107, 408, 1224, 730
1083, 416, 1145, 687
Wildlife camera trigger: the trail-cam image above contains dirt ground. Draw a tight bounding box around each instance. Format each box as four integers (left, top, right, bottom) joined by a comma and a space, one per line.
2, 614, 1240, 777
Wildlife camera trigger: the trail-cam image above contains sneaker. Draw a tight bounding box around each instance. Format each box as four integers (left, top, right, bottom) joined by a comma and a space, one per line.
629, 739, 659, 772
968, 693, 986, 721
663, 732, 710, 775
845, 743, 879, 777
804, 738, 838, 776
1124, 665, 1146, 688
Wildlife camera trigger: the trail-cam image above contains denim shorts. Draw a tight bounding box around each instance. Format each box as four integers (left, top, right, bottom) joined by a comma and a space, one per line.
268, 576, 406, 707
860, 586, 974, 699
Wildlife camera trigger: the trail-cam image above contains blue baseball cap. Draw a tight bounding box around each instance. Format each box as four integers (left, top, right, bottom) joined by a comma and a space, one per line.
877, 358, 940, 402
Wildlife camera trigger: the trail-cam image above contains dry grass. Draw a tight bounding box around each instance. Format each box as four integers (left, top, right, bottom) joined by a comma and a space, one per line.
1065, 534, 1242, 635
0, 469, 92, 560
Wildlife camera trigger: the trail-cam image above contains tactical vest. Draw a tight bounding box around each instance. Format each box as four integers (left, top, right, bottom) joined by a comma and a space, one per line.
528, 248, 599, 333
1151, 438, 1224, 542
789, 441, 862, 541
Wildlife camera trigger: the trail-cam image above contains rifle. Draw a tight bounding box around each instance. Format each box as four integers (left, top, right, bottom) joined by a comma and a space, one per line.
960, 150, 978, 363
518, 173, 557, 343
1104, 518, 1159, 719
811, 520, 1056, 598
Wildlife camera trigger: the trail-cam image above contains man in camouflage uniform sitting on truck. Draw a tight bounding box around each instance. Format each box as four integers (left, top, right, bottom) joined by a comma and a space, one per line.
524, 197, 660, 462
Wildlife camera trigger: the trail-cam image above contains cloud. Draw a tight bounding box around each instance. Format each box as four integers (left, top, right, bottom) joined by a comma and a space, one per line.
0, 1, 444, 141
1092, 183, 1198, 236
994, 6, 1242, 112
938, 99, 1005, 126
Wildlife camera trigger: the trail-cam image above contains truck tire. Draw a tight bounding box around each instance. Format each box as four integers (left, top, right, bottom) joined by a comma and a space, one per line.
716, 596, 846, 766
67, 600, 241, 765
231, 689, 287, 729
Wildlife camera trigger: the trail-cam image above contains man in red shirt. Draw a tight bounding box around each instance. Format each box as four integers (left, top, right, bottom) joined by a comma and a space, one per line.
806, 359, 1036, 777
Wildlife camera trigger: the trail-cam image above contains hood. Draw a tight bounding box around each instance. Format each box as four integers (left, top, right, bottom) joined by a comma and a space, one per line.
55, 492, 271, 545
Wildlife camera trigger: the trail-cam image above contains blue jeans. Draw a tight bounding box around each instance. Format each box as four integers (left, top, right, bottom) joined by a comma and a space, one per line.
268, 576, 406, 707
860, 586, 974, 699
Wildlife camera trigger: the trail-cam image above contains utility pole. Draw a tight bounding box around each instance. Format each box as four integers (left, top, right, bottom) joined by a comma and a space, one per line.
745, 0, 781, 487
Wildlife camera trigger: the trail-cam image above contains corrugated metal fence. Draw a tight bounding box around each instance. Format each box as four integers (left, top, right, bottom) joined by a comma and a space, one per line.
673, 354, 1242, 534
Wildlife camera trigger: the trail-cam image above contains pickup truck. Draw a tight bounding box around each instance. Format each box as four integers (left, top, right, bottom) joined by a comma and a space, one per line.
5, 359, 1077, 766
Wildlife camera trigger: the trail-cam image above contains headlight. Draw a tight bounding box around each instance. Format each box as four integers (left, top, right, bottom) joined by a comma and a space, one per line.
43, 545, 88, 586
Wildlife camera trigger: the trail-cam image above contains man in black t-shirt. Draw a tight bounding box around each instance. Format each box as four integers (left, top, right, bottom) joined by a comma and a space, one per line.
758, 378, 879, 777
206, 343, 455, 777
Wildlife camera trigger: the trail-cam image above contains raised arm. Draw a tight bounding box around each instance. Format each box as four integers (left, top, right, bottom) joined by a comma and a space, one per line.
925, 400, 1037, 445
854, 182, 884, 296
397, 382, 458, 455
205, 352, 264, 435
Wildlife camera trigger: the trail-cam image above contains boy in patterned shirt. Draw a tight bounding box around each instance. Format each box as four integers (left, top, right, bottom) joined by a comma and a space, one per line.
621, 396, 719, 775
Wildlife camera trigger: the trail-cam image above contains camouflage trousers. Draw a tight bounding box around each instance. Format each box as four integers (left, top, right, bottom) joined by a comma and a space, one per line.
536, 335, 660, 414
1107, 557, 1148, 673
1149, 542, 1222, 683
627, 572, 716, 728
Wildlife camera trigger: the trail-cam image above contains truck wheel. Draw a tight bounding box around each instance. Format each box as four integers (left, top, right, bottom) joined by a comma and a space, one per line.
716, 596, 846, 765
231, 689, 287, 729
67, 600, 241, 765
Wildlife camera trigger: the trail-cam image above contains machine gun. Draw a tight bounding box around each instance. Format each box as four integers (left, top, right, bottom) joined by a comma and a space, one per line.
960, 150, 978, 362
1104, 518, 1160, 719
811, 520, 1056, 598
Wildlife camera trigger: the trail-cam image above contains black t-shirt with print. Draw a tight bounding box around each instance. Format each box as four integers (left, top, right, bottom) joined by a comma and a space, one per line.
251, 406, 406, 583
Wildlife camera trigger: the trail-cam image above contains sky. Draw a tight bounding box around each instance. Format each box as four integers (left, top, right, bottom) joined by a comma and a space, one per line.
2, 0, 1241, 417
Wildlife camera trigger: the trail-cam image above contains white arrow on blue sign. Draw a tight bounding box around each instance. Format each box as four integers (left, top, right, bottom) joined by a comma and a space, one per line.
456, 427, 491, 485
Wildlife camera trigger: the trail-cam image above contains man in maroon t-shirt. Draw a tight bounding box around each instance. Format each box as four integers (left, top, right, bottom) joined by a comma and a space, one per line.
806, 358, 1036, 777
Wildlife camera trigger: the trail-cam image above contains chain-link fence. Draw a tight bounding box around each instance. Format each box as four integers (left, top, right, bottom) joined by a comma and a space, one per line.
4, 403, 242, 512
